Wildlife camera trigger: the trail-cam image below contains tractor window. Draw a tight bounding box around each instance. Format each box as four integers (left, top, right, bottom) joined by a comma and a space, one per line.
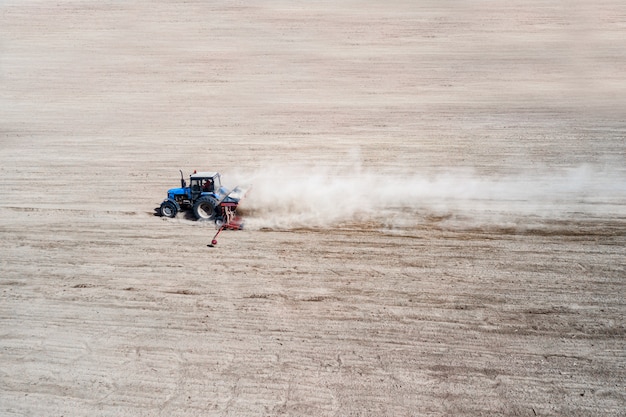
202, 179, 214, 192
213, 175, 222, 191
191, 179, 202, 193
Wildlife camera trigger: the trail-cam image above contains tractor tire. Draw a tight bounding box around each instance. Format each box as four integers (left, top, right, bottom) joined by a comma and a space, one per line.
193, 196, 218, 221
160, 200, 178, 218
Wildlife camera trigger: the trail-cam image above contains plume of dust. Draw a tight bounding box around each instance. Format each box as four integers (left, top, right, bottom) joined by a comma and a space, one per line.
227, 163, 626, 230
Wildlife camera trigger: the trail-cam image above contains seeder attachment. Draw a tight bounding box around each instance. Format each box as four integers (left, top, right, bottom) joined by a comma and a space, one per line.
208, 211, 244, 247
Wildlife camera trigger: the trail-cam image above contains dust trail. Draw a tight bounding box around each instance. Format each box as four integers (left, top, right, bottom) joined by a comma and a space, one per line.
228, 163, 626, 230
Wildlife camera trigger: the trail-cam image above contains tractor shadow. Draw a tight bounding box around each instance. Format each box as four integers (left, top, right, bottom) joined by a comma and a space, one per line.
152, 207, 197, 221
182, 210, 197, 221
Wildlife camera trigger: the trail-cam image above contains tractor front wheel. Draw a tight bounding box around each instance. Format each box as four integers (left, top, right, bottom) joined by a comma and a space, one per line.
193, 196, 218, 221
160, 200, 178, 218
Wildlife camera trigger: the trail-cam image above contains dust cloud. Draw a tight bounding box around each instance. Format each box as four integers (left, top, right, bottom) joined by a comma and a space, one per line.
230, 162, 626, 230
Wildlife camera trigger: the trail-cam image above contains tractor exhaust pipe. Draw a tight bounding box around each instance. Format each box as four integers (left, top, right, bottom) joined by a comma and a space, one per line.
179, 170, 187, 188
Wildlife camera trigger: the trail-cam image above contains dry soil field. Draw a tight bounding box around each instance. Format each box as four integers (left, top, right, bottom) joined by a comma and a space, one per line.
1, 1, 625, 416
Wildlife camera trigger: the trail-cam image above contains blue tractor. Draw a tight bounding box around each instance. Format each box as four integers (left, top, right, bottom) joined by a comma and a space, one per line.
159, 170, 244, 225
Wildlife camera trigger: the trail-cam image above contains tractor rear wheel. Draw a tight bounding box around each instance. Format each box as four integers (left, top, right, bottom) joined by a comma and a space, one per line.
193, 196, 218, 221
160, 200, 177, 218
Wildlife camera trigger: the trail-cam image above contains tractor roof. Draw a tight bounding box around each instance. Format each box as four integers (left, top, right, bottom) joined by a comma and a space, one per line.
190, 171, 219, 179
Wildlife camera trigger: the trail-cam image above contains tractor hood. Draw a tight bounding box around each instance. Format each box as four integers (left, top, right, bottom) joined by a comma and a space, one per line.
167, 187, 186, 197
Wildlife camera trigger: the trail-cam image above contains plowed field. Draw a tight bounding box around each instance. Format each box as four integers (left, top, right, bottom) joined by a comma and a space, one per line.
1, 1, 625, 416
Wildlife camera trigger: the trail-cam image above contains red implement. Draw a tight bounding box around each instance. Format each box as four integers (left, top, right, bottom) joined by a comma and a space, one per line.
208, 216, 244, 247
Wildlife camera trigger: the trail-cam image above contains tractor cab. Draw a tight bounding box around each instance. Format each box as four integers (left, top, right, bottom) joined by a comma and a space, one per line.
189, 172, 221, 199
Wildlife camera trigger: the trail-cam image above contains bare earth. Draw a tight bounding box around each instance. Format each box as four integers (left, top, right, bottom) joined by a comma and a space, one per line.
1, 1, 625, 416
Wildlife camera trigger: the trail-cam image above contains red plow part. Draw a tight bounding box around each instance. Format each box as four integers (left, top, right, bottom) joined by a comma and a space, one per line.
209, 216, 244, 247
